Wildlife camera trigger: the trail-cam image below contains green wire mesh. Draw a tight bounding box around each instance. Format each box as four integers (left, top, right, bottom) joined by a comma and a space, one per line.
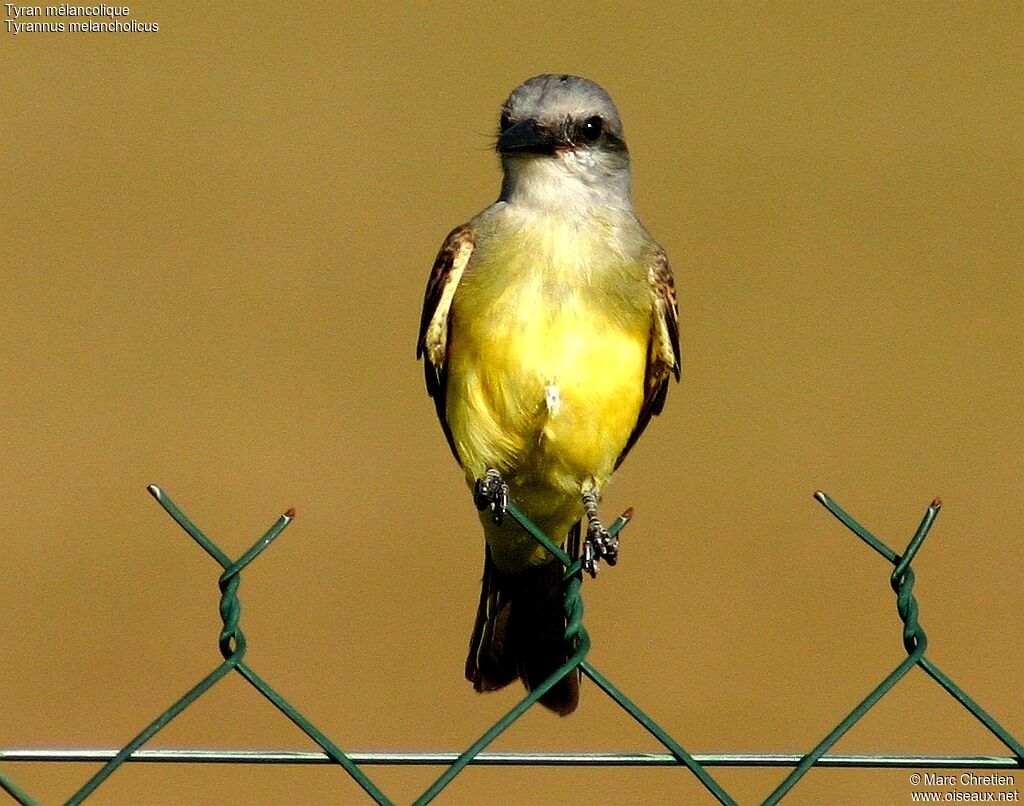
1, 486, 1021, 805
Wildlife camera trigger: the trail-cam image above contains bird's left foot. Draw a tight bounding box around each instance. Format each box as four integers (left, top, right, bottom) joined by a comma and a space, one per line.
474, 468, 508, 525
581, 489, 618, 577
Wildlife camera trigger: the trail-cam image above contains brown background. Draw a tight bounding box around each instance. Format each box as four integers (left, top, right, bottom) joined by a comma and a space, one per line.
2, 3, 1022, 805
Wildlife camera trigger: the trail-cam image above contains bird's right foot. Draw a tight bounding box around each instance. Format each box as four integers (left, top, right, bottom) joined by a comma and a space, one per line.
473, 468, 508, 525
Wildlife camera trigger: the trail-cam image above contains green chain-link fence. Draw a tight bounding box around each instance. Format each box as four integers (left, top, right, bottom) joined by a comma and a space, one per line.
2, 485, 1021, 805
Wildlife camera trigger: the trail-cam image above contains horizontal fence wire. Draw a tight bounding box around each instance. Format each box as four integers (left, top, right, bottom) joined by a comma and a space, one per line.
3, 749, 1022, 769
2, 485, 1022, 806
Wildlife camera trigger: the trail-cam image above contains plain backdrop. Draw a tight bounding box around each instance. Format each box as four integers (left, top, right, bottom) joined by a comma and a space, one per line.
2, 3, 1022, 805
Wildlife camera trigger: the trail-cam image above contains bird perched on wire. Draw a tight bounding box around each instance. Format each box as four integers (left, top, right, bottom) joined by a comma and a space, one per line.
417, 74, 680, 715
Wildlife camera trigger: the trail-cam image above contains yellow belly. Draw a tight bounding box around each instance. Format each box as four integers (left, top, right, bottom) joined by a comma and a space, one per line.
445, 247, 650, 571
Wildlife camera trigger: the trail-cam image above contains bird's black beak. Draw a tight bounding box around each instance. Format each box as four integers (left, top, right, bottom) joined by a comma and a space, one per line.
497, 118, 561, 156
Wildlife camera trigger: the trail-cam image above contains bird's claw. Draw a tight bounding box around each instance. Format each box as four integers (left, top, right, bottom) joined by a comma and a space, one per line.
474, 469, 508, 525
582, 518, 619, 578
581, 488, 621, 578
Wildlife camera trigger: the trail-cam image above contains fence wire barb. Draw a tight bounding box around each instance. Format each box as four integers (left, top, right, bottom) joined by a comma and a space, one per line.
2, 486, 1021, 806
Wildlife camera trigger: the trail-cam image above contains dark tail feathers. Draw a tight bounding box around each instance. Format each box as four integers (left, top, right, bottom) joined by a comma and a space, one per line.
465, 544, 579, 715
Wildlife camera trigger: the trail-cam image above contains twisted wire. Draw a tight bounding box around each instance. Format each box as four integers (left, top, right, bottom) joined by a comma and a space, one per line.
0, 489, 1019, 806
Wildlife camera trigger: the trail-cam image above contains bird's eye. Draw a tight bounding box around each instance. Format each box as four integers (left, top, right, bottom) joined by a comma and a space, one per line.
499, 112, 511, 131
581, 116, 603, 142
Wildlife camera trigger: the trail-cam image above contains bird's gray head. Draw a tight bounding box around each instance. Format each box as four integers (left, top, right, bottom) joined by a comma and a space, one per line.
495, 74, 632, 211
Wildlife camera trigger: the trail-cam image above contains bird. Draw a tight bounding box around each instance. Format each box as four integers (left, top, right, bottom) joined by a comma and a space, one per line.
417, 74, 680, 715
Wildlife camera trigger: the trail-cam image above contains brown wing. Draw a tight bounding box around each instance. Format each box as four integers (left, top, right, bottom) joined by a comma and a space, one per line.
416, 224, 475, 463
615, 249, 681, 469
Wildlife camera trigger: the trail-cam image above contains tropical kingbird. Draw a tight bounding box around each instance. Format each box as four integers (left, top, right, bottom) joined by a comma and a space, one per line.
417, 74, 680, 715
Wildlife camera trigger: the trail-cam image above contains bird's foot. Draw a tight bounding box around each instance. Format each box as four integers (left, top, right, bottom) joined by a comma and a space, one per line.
473, 468, 508, 525
581, 489, 619, 578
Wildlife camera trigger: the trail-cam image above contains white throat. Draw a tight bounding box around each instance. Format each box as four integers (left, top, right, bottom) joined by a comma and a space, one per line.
499, 150, 633, 217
